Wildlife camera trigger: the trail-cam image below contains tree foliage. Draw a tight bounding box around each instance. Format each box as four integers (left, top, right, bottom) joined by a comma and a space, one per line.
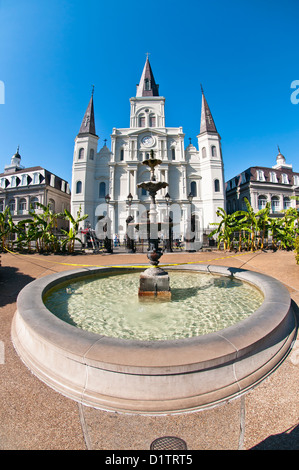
0, 204, 88, 254
209, 198, 299, 256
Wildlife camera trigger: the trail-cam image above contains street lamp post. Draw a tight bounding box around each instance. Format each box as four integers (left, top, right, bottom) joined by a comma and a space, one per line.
104, 194, 113, 253
126, 193, 135, 253
164, 192, 172, 252
186, 192, 195, 252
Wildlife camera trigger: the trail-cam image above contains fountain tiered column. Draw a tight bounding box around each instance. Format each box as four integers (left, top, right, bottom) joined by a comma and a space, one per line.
137, 150, 171, 298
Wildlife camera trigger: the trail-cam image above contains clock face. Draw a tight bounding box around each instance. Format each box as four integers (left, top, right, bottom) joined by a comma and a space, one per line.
142, 135, 155, 147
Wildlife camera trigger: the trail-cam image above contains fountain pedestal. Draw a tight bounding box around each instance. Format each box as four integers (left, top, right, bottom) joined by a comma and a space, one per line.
139, 267, 171, 298
137, 150, 171, 299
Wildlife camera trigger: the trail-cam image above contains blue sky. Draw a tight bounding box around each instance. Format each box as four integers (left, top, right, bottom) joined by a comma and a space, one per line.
0, 0, 298, 185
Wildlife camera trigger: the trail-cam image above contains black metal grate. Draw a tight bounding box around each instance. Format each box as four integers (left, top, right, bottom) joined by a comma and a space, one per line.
150, 436, 187, 450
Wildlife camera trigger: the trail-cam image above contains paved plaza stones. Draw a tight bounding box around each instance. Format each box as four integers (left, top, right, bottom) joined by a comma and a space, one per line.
0, 250, 298, 450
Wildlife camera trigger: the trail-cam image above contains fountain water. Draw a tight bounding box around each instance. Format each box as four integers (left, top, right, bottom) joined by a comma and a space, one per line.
137, 150, 171, 298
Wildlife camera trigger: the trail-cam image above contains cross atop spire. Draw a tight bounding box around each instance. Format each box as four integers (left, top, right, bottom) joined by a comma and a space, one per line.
136, 55, 159, 97
200, 86, 217, 134
78, 90, 97, 137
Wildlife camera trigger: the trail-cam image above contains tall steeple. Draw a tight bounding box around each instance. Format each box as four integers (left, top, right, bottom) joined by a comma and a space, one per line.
78, 87, 97, 136
136, 55, 159, 97
200, 86, 217, 134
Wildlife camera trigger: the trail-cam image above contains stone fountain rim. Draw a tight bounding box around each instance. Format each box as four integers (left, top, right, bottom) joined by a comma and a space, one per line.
15, 263, 293, 372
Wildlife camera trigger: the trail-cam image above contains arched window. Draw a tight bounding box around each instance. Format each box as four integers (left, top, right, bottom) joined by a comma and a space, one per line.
241, 197, 247, 211
89, 149, 94, 160
283, 197, 291, 210
49, 199, 55, 212
271, 196, 280, 213
19, 198, 27, 213
30, 197, 39, 209
214, 179, 220, 192
171, 148, 176, 160
8, 199, 15, 213
99, 182, 106, 198
149, 114, 156, 127
76, 181, 82, 194
190, 181, 197, 197
139, 115, 145, 127
202, 147, 206, 158
211, 146, 217, 157
258, 195, 267, 210
78, 148, 85, 159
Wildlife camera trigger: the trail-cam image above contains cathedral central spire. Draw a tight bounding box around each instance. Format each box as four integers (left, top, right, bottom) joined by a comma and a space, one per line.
136, 56, 159, 97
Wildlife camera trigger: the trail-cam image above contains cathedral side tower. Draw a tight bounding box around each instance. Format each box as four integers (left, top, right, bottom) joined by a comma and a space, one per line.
71, 91, 99, 228
196, 87, 225, 228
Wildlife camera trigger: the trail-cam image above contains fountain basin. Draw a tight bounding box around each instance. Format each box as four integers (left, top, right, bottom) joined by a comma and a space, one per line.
11, 264, 297, 414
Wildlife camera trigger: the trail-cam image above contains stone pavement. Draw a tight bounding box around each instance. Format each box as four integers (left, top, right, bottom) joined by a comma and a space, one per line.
0, 249, 298, 450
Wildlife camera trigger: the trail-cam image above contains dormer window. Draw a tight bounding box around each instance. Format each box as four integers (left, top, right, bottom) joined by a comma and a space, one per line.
21, 174, 28, 186
294, 175, 299, 186
10, 176, 17, 187
282, 173, 289, 184
257, 170, 264, 181
270, 172, 277, 183
33, 173, 40, 185
241, 172, 246, 184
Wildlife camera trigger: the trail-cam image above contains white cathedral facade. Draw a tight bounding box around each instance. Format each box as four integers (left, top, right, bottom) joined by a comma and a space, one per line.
71, 57, 225, 248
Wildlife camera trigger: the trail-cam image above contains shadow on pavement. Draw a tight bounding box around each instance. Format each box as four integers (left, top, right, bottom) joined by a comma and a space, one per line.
250, 424, 299, 450
0, 266, 35, 307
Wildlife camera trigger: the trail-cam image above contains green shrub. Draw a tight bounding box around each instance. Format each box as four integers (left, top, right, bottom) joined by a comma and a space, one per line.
295, 237, 299, 264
